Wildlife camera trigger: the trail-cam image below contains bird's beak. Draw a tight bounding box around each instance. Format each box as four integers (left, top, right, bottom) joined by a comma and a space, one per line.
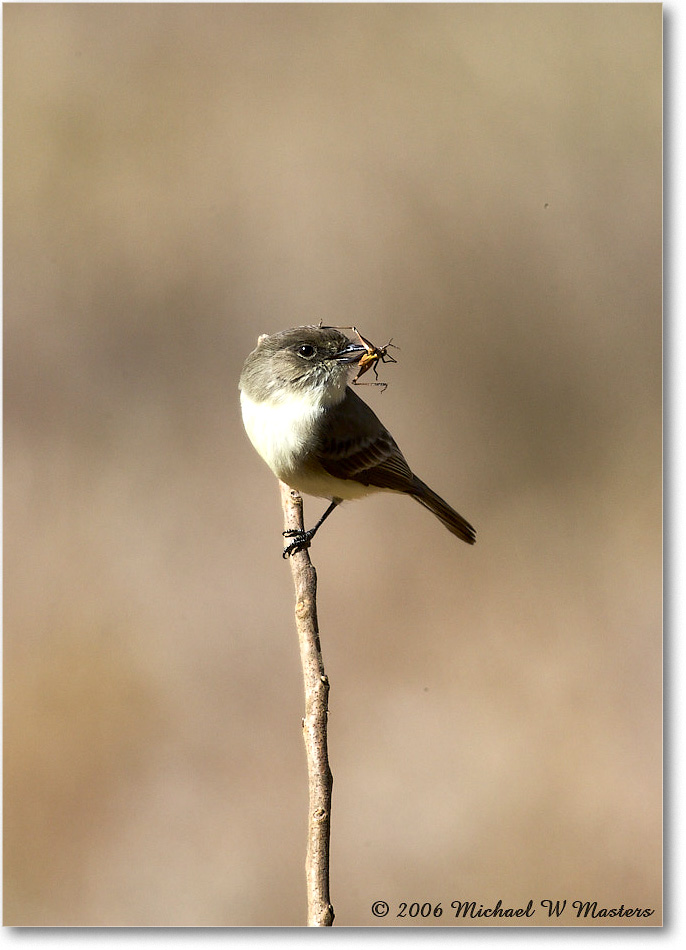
332, 341, 367, 364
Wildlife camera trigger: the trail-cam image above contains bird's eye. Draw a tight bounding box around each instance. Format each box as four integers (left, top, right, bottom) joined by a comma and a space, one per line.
297, 344, 316, 358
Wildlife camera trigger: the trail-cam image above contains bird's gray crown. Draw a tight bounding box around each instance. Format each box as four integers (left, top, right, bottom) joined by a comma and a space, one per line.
239, 326, 365, 402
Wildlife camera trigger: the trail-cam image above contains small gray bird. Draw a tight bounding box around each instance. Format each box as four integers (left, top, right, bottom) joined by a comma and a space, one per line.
239, 326, 476, 557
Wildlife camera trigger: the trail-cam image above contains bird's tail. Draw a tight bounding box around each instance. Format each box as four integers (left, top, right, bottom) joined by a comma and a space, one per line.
411, 478, 476, 545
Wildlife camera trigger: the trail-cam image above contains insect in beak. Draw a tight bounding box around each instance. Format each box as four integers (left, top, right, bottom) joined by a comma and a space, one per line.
349, 330, 398, 392
322, 323, 399, 391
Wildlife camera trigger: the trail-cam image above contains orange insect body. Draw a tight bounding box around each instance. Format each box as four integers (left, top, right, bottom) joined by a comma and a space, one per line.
350, 329, 397, 391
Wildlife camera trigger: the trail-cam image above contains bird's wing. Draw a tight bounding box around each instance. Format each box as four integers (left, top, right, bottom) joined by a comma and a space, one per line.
314, 388, 416, 492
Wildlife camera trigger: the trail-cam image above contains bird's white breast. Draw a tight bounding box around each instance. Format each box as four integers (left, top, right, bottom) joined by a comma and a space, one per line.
240, 390, 323, 481
239, 388, 378, 501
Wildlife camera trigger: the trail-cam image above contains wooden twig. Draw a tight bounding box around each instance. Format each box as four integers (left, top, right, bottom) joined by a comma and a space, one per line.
279, 482, 335, 927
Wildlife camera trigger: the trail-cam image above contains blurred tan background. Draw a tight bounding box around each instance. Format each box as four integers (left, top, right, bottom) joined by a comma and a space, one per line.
4, 2, 661, 928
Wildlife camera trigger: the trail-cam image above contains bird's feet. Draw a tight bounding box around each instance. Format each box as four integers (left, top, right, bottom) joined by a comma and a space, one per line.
282, 528, 315, 559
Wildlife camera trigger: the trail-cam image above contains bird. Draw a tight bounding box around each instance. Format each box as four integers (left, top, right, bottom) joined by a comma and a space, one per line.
239, 326, 476, 557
